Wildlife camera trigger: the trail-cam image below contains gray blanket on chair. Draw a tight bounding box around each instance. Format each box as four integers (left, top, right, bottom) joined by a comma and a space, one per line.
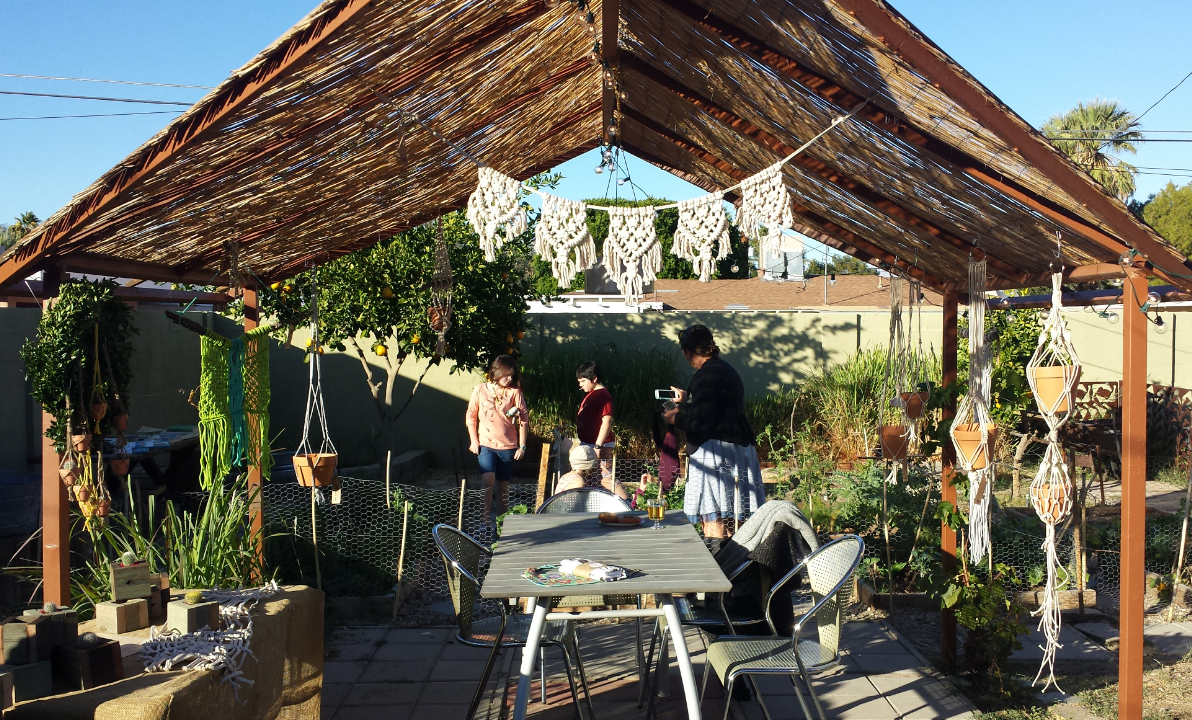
716, 500, 818, 573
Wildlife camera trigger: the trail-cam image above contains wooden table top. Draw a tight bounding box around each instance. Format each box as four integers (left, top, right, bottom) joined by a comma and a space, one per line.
481, 511, 732, 598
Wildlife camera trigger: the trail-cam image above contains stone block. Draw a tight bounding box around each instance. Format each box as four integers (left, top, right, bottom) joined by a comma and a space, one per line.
96, 599, 149, 634
1, 621, 32, 665
0, 661, 52, 702
52, 638, 124, 690
21, 608, 78, 655
166, 600, 220, 633
110, 562, 153, 602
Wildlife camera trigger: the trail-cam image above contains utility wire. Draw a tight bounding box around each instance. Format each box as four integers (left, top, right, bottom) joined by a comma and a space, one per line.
1137, 69, 1192, 124
0, 90, 193, 106
0, 73, 211, 89
0, 110, 184, 121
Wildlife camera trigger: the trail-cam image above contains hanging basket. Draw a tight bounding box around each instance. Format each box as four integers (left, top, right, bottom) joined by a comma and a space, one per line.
1030, 365, 1081, 415
109, 456, 131, 476
90, 401, 108, 422
428, 306, 451, 333
900, 391, 930, 420
111, 413, 129, 432
293, 453, 338, 487
1030, 482, 1071, 525
71, 433, 91, 453
879, 425, 909, 461
953, 423, 998, 470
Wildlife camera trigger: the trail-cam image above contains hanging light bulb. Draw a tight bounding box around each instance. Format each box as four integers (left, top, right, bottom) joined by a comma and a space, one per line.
1083, 305, 1095, 313
585, 10, 595, 22
617, 175, 631, 186
1155, 316, 1169, 334
1107, 312, 1119, 324
594, 163, 604, 174
731, 264, 740, 273
1119, 251, 1135, 266
1148, 291, 1162, 305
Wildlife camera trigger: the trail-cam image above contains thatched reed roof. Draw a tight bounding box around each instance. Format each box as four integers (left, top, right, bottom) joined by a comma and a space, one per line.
3, 0, 1189, 293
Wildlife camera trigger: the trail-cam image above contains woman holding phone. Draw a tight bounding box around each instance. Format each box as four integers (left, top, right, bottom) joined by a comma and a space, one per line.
661, 325, 764, 546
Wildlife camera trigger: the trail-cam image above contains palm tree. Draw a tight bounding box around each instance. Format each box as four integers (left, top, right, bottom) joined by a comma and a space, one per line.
1043, 99, 1142, 201
1, 211, 39, 250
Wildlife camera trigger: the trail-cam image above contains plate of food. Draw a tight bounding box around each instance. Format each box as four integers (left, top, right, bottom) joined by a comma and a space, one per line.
598, 512, 642, 527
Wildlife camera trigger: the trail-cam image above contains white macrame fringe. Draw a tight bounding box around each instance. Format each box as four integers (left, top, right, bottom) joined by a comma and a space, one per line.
674, 192, 730, 282
140, 581, 280, 702
603, 205, 660, 305
1032, 518, 1068, 691
967, 469, 991, 562
534, 193, 596, 285
738, 162, 794, 259
466, 167, 527, 262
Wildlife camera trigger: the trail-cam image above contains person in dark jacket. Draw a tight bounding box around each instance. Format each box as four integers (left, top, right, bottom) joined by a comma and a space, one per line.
662, 325, 765, 540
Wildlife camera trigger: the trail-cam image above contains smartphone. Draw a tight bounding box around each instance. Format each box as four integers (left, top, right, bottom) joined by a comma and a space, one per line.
654, 389, 677, 400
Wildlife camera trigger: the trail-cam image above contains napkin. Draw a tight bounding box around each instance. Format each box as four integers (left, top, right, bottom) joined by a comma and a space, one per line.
559, 558, 628, 582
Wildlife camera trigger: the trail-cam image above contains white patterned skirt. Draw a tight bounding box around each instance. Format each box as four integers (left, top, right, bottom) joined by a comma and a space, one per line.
683, 439, 766, 524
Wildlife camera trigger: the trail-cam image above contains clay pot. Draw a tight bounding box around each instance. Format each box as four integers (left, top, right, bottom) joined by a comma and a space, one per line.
111, 413, 129, 432
428, 306, 451, 332
1030, 365, 1081, 415
900, 391, 930, 420
90, 401, 108, 422
293, 453, 338, 487
1030, 482, 1070, 525
880, 425, 909, 461
953, 423, 998, 470
76, 486, 92, 503
110, 457, 131, 475
71, 433, 91, 453
96, 500, 111, 517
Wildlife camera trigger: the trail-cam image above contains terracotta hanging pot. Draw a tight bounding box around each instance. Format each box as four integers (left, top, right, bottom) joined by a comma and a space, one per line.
110, 456, 131, 475
428, 306, 451, 333
293, 453, 338, 487
111, 413, 129, 432
953, 423, 998, 470
1030, 366, 1081, 415
96, 499, 111, 517
59, 459, 78, 486
900, 391, 930, 420
90, 400, 108, 422
71, 433, 91, 453
1030, 483, 1070, 525
879, 425, 909, 461
76, 486, 92, 503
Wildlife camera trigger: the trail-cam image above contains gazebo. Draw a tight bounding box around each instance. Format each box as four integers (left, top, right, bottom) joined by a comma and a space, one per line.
2, 0, 1187, 716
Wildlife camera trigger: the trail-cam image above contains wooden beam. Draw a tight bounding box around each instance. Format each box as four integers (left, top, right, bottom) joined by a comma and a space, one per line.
621, 56, 1025, 282
948, 262, 1129, 292
602, 0, 620, 143
1119, 268, 1148, 719
836, 0, 1192, 294
655, 0, 1129, 263
50, 253, 229, 287
940, 289, 958, 668
17, 280, 232, 305
40, 266, 69, 608
242, 286, 265, 572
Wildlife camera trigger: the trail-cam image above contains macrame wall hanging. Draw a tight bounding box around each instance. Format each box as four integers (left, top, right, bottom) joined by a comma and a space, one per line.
737, 161, 795, 260
198, 326, 273, 490
603, 205, 660, 304
534, 193, 597, 284
673, 192, 730, 282
466, 167, 527, 262
950, 257, 996, 564
429, 219, 454, 357
1025, 268, 1081, 691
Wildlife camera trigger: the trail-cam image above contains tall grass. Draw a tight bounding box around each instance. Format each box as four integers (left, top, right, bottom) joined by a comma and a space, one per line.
521, 343, 680, 457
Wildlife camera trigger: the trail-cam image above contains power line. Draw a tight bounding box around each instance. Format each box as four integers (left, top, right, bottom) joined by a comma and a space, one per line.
0, 90, 193, 106
0, 110, 185, 121
1137, 68, 1192, 123
0, 73, 211, 90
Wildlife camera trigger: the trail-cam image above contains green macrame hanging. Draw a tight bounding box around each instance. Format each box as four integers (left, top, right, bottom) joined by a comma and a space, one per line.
199, 327, 273, 489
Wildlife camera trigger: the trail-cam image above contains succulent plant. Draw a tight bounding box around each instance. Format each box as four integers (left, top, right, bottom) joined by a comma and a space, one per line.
78, 632, 101, 649
43, 601, 58, 613
120, 550, 138, 567
184, 590, 205, 605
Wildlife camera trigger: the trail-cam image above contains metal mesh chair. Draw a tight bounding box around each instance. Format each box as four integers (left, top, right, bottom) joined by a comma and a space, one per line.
433, 524, 596, 720
700, 535, 865, 720
537, 487, 631, 514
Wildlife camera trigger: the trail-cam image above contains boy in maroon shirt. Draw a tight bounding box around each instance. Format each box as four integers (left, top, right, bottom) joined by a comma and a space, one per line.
575, 361, 626, 499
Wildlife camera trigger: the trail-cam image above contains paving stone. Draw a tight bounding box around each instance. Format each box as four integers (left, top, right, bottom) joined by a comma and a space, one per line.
438, 641, 499, 660
1074, 622, 1119, 647
430, 659, 496, 681
323, 661, 368, 684
1010, 626, 1112, 661
847, 652, 926, 674
359, 660, 432, 683
321, 682, 352, 709
1144, 622, 1192, 657
865, 670, 934, 694
386, 628, 452, 644
372, 641, 443, 662
329, 627, 388, 645
884, 679, 973, 719
752, 673, 876, 698
327, 642, 380, 662
420, 680, 500, 703
344, 681, 423, 706
410, 705, 473, 720
333, 705, 413, 720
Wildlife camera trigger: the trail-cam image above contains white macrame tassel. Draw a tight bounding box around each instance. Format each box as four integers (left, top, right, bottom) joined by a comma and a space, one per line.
967, 468, 991, 561
737, 162, 794, 259
674, 192, 730, 282
604, 205, 660, 305
466, 167, 527, 262
534, 193, 597, 285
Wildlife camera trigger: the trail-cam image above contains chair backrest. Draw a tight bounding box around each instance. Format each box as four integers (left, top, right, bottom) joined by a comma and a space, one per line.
537, 487, 631, 514
799, 535, 863, 653
432, 524, 489, 639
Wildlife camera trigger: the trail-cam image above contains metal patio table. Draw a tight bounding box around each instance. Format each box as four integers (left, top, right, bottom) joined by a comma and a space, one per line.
481, 511, 732, 720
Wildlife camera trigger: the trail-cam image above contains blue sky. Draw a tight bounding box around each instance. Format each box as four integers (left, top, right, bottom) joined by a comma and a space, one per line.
3, 0, 1190, 263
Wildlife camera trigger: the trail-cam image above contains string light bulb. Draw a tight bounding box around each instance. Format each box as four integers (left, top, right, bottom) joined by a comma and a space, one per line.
1106, 312, 1119, 324
1155, 315, 1169, 334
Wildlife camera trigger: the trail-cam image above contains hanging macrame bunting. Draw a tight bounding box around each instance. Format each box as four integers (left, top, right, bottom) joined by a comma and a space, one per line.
1026, 269, 1081, 691
603, 205, 660, 304
737, 162, 794, 259
466, 167, 527, 262
673, 192, 730, 282
950, 258, 995, 564
429, 219, 454, 357
534, 193, 597, 285
199, 328, 272, 489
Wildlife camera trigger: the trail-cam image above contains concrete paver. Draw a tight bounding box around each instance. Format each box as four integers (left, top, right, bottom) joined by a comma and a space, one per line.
1144, 622, 1192, 657
1010, 625, 1112, 661
1073, 622, 1119, 647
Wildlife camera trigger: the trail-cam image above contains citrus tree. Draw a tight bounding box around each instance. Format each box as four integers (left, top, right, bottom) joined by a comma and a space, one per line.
260, 210, 533, 461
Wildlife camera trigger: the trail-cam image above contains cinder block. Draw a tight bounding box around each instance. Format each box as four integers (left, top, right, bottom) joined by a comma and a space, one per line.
1, 622, 31, 665
110, 562, 153, 602
166, 600, 220, 633
20, 608, 77, 656
0, 661, 52, 702
52, 638, 123, 690
95, 599, 149, 634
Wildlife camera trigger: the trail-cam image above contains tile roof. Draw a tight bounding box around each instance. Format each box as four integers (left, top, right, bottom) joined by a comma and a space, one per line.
620, 275, 943, 311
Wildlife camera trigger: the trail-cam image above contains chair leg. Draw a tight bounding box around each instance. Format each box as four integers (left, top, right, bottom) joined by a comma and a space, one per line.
638, 621, 662, 708
465, 637, 503, 720
800, 667, 828, 720
748, 676, 774, 720
720, 676, 736, 720
789, 674, 814, 720
569, 624, 597, 720
557, 643, 586, 720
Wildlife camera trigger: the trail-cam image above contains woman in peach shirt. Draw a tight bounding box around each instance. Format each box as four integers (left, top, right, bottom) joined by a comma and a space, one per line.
466, 355, 529, 522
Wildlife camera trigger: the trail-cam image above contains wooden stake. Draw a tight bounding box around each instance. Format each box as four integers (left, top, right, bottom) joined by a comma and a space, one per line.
536, 440, 550, 509
398, 501, 410, 581
311, 488, 322, 591
457, 477, 467, 529
385, 449, 392, 509
1168, 461, 1192, 622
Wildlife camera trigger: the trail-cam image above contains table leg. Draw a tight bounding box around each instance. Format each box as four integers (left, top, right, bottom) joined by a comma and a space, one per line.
661, 595, 701, 720
514, 601, 550, 720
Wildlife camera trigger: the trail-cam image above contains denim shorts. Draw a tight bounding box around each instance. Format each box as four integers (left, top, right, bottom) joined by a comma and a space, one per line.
477, 446, 516, 483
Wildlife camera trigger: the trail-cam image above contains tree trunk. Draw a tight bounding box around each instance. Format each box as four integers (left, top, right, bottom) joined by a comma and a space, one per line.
1011, 431, 1036, 499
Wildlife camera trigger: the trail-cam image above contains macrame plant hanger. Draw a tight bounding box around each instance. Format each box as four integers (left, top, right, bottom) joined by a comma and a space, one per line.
950, 257, 996, 564
429, 219, 454, 356
1026, 257, 1081, 691
880, 272, 911, 473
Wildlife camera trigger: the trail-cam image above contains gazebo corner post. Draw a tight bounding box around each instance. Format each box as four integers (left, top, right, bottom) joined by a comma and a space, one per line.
1119, 267, 1148, 720
40, 265, 71, 608
940, 289, 959, 667
242, 285, 265, 569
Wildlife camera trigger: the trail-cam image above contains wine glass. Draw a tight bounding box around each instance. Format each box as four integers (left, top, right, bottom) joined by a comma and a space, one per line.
647, 498, 665, 530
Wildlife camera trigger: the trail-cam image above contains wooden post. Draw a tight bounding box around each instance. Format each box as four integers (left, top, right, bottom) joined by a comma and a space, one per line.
1119, 268, 1148, 720
242, 286, 264, 568
940, 289, 959, 666
40, 266, 70, 608
536, 440, 550, 509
